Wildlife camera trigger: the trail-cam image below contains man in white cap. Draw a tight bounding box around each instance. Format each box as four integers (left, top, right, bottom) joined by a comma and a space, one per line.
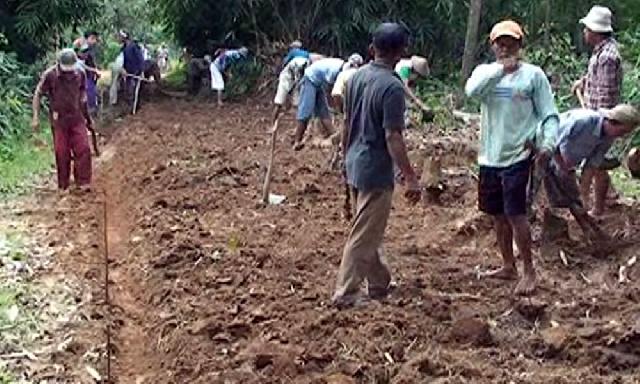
465, 20, 559, 296
536, 104, 640, 243
572, 5, 623, 217
395, 55, 431, 121
331, 54, 365, 111
31, 49, 93, 192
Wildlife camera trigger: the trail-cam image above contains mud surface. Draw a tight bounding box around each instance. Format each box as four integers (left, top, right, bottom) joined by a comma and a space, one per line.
28, 100, 640, 383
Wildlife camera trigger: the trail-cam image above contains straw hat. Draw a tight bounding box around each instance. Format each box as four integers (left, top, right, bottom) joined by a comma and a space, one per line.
410, 56, 430, 77
57, 49, 78, 72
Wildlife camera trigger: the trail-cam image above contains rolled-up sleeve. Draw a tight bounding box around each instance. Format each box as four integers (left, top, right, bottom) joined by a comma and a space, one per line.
533, 70, 560, 152
383, 85, 406, 131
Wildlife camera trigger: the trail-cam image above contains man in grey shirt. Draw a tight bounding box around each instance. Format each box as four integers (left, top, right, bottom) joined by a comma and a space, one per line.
332, 23, 421, 308
535, 104, 639, 241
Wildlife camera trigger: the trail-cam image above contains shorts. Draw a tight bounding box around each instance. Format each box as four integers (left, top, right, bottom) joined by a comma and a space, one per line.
296, 77, 330, 122
274, 71, 294, 105
210, 63, 224, 91
478, 159, 531, 216
543, 161, 582, 209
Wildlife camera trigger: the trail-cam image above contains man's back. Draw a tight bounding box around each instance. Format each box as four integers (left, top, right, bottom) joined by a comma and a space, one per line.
344, 62, 405, 191
585, 38, 621, 109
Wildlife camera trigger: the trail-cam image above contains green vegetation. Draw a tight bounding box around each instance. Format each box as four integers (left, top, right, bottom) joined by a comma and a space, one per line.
164, 60, 188, 89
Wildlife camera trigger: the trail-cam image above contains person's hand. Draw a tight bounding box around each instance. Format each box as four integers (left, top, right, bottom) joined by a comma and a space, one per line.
553, 153, 571, 175
404, 174, 422, 205
535, 148, 552, 171
31, 117, 40, 133
500, 57, 520, 73
571, 78, 583, 95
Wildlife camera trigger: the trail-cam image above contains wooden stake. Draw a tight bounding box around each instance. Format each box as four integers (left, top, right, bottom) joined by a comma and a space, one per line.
261, 118, 281, 204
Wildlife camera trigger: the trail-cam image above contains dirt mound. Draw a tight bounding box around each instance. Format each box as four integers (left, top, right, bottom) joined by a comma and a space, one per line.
37, 99, 640, 383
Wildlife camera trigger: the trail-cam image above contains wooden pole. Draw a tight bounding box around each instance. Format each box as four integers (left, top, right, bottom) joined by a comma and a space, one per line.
261, 118, 281, 203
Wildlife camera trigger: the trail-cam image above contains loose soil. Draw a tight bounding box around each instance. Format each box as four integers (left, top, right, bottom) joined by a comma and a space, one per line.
19, 99, 640, 383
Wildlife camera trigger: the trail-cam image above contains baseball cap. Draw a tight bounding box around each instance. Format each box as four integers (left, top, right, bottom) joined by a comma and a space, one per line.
490, 20, 524, 42
372, 23, 409, 52
347, 53, 364, 67
57, 49, 78, 72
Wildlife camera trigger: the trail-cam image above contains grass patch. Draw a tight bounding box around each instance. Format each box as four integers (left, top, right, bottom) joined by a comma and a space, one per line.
0, 286, 18, 327
0, 370, 15, 384
0, 129, 53, 195
164, 59, 187, 89
611, 168, 640, 199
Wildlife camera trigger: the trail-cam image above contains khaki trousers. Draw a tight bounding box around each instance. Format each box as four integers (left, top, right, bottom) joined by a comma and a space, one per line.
333, 188, 393, 301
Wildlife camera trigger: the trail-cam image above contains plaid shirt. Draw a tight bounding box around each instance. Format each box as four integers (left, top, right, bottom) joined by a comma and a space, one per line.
583, 38, 622, 109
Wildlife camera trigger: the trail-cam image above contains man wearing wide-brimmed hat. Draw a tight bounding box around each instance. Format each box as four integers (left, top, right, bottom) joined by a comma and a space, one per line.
572, 5, 623, 217
465, 20, 559, 296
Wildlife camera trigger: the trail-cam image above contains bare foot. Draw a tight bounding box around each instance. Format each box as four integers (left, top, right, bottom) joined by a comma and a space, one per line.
514, 272, 536, 296
480, 266, 518, 280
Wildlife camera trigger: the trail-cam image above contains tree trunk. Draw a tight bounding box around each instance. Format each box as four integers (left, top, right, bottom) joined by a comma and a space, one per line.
544, 0, 552, 47
460, 0, 483, 86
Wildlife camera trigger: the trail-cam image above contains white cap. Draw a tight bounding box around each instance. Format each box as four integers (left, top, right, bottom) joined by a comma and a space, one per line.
580, 6, 613, 33
347, 53, 364, 67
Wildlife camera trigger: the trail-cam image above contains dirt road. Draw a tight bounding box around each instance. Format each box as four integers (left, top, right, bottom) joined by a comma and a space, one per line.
23, 99, 640, 383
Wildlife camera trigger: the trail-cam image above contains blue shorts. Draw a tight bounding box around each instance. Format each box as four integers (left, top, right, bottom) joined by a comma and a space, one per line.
296, 77, 330, 122
478, 159, 531, 216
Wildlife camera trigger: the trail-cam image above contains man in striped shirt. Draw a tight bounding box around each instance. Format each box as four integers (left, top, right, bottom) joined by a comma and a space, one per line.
572, 6, 623, 216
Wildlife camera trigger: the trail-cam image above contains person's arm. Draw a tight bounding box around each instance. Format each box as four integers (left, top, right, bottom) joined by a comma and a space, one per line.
533, 69, 560, 155
403, 83, 429, 112
78, 72, 92, 129
464, 63, 504, 99
384, 85, 420, 204
31, 70, 51, 133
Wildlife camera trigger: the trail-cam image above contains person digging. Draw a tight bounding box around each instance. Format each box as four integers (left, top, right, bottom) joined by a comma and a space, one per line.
532, 105, 640, 245
395, 55, 433, 125
465, 20, 559, 296
32, 49, 93, 193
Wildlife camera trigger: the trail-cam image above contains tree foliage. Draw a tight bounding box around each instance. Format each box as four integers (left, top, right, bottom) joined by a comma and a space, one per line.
0, 0, 100, 62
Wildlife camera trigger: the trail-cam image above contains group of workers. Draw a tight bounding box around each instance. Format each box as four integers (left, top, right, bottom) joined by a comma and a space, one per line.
331, 6, 640, 307
27, 6, 640, 306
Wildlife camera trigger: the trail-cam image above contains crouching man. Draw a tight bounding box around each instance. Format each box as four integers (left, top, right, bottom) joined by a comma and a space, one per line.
537, 105, 640, 241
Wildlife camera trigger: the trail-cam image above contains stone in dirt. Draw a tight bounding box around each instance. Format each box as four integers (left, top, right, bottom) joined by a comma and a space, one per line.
542, 209, 570, 244
449, 317, 493, 346
324, 373, 356, 384
541, 326, 571, 354
515, 298, 548, 321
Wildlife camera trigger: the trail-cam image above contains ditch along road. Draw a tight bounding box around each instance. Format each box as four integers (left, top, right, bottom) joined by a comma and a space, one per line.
15, 99, 640, 383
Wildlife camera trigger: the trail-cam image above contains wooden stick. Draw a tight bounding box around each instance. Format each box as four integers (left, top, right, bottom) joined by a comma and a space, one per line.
132, 78, 142, 115
576, 88, 586, 108
261, 118, 281, 203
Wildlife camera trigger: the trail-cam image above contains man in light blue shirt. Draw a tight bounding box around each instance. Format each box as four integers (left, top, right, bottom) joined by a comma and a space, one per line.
294, 56, 362, 151
465, 20, 559, 296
